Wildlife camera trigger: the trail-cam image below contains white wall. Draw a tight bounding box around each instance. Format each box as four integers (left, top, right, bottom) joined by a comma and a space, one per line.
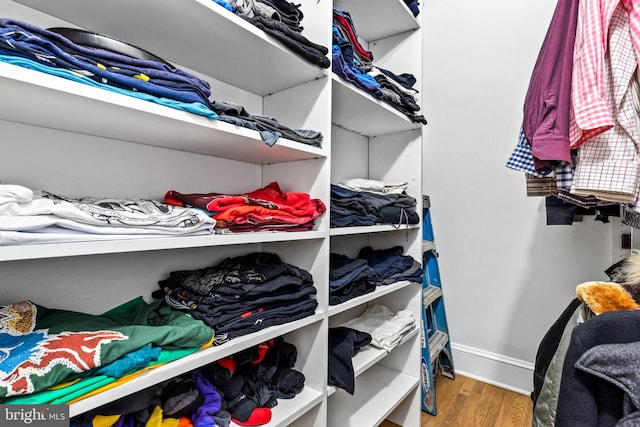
422, 0, 618, 393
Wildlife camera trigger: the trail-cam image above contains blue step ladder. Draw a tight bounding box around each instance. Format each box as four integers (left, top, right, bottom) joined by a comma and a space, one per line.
421, 195, 455, 415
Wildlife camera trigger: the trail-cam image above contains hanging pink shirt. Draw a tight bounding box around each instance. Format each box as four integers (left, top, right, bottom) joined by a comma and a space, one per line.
570, 0, 640, 148
571, 2, 640, 202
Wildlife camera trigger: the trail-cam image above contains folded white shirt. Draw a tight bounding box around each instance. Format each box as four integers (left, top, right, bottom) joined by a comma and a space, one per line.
0, 184, 33, 204
0, 185, 215, 234
341, 304, 416, 352
337, 178, 409, 195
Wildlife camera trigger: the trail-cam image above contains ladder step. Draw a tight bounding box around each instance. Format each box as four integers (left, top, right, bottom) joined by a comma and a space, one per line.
428, 330, 449, 367
423, 286, 443, 306
421, 199, 455, 416
422, 240, 436, 253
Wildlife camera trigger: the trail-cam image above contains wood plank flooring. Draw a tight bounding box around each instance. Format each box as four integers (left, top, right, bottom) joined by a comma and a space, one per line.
381, 373, 533, 427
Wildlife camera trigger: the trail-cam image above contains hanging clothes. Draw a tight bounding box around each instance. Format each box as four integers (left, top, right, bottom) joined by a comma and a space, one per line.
508, 0, 640, 225
570, 4, 640, 203
521, 0, 579, 171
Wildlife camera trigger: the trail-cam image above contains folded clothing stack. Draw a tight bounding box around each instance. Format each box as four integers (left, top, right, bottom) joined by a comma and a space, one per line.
155, 252, 318, 342
332, 8, 427, 124
165, 181, 326, 233
227, 0, 330, 68
329, 246, 423, 305
0, 19, 214, 109
330, 179, 420, 228
0, 184, 216, 245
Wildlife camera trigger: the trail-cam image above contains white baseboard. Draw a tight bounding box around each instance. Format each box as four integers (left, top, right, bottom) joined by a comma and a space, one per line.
449, 343, 535, 396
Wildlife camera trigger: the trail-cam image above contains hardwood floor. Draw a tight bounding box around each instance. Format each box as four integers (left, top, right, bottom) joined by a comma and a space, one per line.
381, 373, 533, 427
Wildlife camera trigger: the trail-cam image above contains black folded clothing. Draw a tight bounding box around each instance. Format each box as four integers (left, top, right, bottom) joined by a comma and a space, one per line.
48, 27, 173, 66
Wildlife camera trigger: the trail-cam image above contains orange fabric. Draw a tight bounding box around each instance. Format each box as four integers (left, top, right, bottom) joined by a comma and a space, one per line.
213, 202, 324, 224
177, 417, 194, 427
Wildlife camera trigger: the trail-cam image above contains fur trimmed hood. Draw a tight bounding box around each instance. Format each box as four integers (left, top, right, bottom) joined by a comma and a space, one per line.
577, 281, 640, 315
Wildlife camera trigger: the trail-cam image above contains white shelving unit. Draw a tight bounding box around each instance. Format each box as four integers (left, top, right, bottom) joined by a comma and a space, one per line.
331, 75, 421, 137
13, 0, 328, 95
329, 0, 424, 425
0, 61, 322, 163
328, 364, 420, 426
0, 0, 423, 424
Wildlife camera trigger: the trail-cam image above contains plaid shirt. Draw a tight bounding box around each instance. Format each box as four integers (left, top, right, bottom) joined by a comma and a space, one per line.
506, 129, 554, 177
571, 3, 640, 202
554, 153, 576, 191
568, 0, 640, 148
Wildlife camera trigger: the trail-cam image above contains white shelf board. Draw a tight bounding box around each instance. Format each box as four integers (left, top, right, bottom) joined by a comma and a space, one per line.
328, 280, 419, 317
327, 364, 419, 426
331, 74, 420, 136
330, 223, 420, 236
69, 312, 324, 417
15, 0, 328, 95
334, 0, 419, 41
0, 62, 325, 164
0, 230, 327, 262
327, 327, 419, 396
350, 328, 418, 377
